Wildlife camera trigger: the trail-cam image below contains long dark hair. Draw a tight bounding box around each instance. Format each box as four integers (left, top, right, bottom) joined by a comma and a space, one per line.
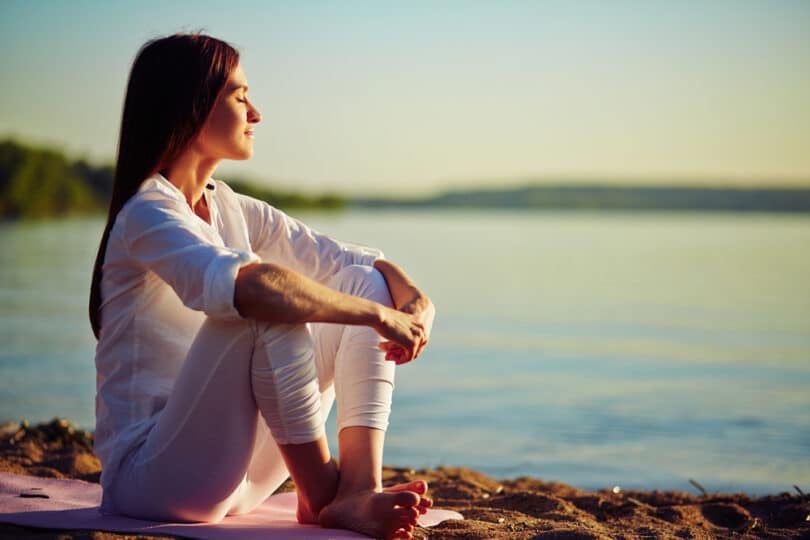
89, 32, 240, 339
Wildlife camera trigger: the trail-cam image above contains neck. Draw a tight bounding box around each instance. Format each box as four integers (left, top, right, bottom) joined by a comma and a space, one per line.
162, 150, 220, 209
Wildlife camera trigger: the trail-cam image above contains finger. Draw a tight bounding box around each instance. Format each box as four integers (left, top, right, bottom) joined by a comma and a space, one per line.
383, 342, 411, 360
410, 335, 420, 360
386, 348, 408, 364
383, 342, 405, 355
396, 349, 412, 364
413, 335, 428, 358
394, 349, 413, 365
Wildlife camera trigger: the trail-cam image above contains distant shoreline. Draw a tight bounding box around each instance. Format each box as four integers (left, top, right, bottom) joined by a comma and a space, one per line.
354, 185, 810, 213
3, 138, 809, 219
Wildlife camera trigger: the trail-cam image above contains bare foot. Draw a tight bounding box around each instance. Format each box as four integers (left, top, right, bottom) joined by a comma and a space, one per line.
384, 480, 433, 515
319, 489, 421, 539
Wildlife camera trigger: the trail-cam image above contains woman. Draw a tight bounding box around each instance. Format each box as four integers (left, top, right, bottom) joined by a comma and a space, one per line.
89, 33, 435, 540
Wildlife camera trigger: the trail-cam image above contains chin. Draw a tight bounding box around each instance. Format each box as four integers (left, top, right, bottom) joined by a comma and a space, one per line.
230, 148, 253, 160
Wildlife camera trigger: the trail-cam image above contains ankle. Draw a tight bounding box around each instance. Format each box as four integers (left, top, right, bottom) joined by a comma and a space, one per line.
301, 458, 340, 514
336, 478, 382, 498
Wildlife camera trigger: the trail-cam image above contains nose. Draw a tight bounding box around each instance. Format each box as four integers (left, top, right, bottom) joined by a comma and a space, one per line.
248, 101, 261, 124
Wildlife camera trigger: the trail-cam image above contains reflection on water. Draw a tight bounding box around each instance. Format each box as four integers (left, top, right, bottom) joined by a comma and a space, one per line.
1, 211, 808, 495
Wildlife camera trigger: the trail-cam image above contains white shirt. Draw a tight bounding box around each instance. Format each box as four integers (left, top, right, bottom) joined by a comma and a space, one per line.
94, 172, 382, 490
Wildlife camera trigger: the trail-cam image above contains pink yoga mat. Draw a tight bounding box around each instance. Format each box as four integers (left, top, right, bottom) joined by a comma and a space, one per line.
0, 472, 462, 539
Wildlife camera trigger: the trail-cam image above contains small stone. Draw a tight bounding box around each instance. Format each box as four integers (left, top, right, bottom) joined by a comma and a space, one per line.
495, 485, 504, 494
612, 486, 621, 494
0, 421, 20, 437
498, 517, 505, 524
482, 493, 490, 499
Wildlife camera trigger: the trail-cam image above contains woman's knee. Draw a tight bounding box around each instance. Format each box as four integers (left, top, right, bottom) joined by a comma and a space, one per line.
329, 264, 392, 306
250, 322, 324, 445
251, 321, 313, 360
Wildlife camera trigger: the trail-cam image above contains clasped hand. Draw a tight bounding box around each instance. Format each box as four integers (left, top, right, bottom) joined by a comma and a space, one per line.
376, 296, 435, 365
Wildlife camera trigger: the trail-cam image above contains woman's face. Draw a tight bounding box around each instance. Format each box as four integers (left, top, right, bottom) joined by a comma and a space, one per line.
193, 63, 261, 161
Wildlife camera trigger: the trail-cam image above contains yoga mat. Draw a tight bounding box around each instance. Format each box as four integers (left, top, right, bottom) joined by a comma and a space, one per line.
0, 472, 462, 539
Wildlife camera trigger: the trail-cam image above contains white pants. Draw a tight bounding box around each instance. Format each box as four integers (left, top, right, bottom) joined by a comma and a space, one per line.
107, 265, 395, 522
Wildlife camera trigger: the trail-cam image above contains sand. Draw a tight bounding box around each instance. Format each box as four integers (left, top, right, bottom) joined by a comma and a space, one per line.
1, 418, 807, 539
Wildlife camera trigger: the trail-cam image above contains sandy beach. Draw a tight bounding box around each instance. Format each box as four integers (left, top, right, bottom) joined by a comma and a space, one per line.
0, 418, 807, 539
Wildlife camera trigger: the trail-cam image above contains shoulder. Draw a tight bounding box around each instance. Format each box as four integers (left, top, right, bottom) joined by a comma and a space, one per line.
123, 174, 187, 211
117, 175, 192, 233
212, 178, 259, 206
212, 177, 277, 218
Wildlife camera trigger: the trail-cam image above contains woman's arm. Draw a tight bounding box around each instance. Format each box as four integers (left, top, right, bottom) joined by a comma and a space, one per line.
234, 262, 425, 363
372, 259, 430, 313
235, 190, 382, 284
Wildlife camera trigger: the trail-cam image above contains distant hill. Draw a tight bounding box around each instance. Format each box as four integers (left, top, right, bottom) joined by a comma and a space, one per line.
355, 184, 810, 213
0, 140, 106, 219
3, 138, 808, 218
0, 139, 345, 220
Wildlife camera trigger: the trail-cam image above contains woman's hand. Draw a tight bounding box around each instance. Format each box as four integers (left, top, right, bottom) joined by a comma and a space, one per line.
378, 296, 435, 364
400, 295, 435, 358
372, 259, 435, 364
374, 307, 426, 365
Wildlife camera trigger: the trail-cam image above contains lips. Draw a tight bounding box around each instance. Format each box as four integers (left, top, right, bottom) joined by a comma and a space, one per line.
244, 129, 254, 138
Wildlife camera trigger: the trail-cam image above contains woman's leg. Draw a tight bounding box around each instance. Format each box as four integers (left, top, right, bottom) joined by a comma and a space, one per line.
109, 265, 420, 535
231, 264, 428, 529
108, 318, 278, 521
109, 315, 341, 522
231, 264, 424, 536
311, 265, 423, 537
225, 386, 336, 516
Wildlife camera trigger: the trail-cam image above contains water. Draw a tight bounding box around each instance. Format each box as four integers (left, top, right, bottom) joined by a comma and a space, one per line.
1, 211, 808, 496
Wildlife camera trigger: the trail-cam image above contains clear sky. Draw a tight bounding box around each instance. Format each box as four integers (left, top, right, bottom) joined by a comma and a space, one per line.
1, 0, 808, 195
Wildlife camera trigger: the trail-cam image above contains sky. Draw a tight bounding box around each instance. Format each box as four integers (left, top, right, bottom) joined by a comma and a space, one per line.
1, 0, 809, 195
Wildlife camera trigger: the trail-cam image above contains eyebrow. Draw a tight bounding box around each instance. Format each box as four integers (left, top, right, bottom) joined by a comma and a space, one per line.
231, 84, 248, 93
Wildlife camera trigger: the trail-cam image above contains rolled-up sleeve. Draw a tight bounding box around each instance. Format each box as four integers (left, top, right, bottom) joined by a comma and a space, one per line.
123, 197, 260, 319
236, 192, 384, 283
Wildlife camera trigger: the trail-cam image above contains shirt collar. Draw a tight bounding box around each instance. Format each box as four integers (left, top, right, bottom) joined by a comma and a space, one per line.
151, 172, 217, 199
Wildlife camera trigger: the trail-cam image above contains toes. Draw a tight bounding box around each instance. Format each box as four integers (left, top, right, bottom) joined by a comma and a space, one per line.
391, 491, 420, 507
385, 480, 427, 494
392, 504, 419, 528
396, 519, 414, 531
405, 506, 419, 522
415, 494, 432, 514
394, 505, 419, 524
389, 528, 412, 540
392, 523, 415, 539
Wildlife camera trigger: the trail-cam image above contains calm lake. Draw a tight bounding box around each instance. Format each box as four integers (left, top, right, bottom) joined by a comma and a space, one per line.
1, 210, 808, 496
